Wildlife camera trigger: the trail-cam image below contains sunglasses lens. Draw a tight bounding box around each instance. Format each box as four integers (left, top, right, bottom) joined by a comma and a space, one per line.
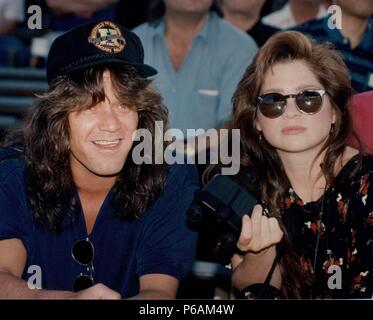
296, 91, 323, 113
73, 275, 94, 292
72, 239, 94, 265
258, 93, 286, 118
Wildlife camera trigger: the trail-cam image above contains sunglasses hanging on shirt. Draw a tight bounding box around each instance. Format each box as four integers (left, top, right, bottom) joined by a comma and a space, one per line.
71, 237, 95, 292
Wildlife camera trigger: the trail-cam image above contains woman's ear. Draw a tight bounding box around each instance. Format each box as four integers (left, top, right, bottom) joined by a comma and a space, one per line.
332, 109, 337, 125
255, 120, 262, 132
330, 100, 337, 124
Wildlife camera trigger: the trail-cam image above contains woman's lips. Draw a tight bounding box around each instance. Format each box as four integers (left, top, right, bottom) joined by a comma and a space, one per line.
281, 126, 307, 135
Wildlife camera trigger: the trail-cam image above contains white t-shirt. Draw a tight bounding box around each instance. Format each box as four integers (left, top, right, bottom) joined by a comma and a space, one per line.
0, 0, 24, 25
262, 3, 327, 30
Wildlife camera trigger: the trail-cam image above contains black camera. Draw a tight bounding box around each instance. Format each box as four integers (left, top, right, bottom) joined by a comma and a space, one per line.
187, 174, 258, 262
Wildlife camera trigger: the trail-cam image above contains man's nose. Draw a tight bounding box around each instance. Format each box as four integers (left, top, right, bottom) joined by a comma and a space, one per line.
97, 104, 121, 132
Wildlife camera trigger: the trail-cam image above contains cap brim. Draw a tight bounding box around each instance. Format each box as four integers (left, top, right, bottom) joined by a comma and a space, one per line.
68, 58, 158, 78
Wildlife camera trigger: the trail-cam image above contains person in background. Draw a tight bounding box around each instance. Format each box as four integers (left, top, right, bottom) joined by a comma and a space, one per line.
0, 0, 29, 66
347, 90, 373, 154
262, 0, 327, 30
208, 31, 372, 299
133, 0, 257, 139
0, 0, 24, 34
217, 0, 279, 47
44, 0, 118, 31
0, 20, 198, 299
116, 0, 152, 30
292, 0, 373, 93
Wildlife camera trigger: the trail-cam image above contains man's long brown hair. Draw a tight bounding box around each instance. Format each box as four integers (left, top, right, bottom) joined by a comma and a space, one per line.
5, 65, 169, 232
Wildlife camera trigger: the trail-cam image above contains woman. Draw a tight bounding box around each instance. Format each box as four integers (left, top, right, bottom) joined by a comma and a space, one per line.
221, 31, 372, 299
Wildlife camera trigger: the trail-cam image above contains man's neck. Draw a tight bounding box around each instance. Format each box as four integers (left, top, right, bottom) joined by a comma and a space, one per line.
222, 9, 259, 32
164, 10, 208, 43
70, 160, 116, 197
164, 10, 209, 69
340, 11, 369, 49
289, 0, 320, 25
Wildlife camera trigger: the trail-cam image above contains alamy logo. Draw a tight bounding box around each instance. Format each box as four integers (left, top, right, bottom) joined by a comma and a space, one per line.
327, 265, 342, 290
327, 5, 342, 30
27, 5, 42, 30
131, 122, 241, 175
27, 265, 42, 289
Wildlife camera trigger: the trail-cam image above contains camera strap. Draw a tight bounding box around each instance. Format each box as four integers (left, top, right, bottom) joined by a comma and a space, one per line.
256, 242, 284, 299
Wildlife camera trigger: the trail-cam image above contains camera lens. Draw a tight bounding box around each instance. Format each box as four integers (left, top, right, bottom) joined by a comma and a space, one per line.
218, 233, 237, 251
187, 204, 203, 224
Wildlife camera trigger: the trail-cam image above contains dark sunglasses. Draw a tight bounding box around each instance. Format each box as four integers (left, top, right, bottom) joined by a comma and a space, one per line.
71, 237, 95, 292
256, 89, 326, 119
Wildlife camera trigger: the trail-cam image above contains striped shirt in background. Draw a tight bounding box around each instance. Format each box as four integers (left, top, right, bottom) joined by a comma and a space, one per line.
292, 16, 373, 93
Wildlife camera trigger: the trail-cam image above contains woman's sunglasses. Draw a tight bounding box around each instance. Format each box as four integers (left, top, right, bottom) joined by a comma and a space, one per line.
71, 237, 95, 292
256, 89, 326, 119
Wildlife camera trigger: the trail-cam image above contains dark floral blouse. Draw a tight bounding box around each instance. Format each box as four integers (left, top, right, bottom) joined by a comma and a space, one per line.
281, 153, 373, 298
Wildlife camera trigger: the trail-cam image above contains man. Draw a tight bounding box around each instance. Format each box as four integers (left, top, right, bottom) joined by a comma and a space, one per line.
45, 0, 118, 30
217, 0, 279, 47
292, 0, 373, 93
347, 90, 373, 153
0, 0, 29, 66
262, 0, 327, 30
0, 20, 198, 299
133, 0, 257, 137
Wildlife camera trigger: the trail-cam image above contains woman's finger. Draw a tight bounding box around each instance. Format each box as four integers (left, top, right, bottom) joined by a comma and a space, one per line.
268, 217, 284, 244
237, 214, 252, 251
260, 215, 271, 246
251, 204, 263, 240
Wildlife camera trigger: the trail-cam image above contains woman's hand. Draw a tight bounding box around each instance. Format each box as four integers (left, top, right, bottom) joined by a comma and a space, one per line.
237, 205, 283, 254
231, 205, 284, 291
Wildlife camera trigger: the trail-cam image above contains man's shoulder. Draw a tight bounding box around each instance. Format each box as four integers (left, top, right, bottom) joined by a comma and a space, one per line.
0, 146, 25, 185
132, 22, 150, 35
132, 20, 161, 39
291, 16, 328, 37
212, 14, 257, 50
141, 164, 199, 220
165, 163, 199, 189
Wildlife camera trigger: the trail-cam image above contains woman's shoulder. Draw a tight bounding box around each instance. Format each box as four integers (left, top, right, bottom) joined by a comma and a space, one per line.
334, 147, 372, 191
341, 146, 372, 173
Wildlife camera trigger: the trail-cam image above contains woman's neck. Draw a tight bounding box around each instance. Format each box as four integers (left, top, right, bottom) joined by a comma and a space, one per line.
278, 146, 359, 202
278, 148, 327, 203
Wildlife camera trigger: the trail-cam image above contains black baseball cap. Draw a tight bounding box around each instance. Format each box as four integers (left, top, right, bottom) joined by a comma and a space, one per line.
46, 20, 157, 85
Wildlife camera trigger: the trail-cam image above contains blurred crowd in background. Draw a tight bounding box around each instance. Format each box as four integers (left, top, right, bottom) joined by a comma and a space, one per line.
0, 0, 372, 300
0, 0, 372, 144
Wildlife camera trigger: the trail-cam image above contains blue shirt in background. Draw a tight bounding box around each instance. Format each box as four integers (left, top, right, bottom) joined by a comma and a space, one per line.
134, 13, 258, 137
0, 148, 198, 298
292, 16, 373, 93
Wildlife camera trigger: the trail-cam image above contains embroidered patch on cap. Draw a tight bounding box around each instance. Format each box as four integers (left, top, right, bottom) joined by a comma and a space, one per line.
88, 21, 126, 53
